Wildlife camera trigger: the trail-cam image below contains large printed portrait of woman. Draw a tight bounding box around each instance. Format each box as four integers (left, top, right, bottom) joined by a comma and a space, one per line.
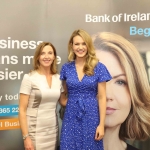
92, 32, 150, 150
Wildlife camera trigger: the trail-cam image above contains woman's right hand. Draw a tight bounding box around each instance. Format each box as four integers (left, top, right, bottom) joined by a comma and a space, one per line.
24, 137, 34, 150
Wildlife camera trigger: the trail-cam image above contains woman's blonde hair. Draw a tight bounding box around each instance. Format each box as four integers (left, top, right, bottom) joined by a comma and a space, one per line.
68, 29, 98, 76
33, 42, 57, 74
92, 32, 150, 140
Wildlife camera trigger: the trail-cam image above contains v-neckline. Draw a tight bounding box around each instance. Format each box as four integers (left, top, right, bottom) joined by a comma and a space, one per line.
36, 71, 53, 89
73, 61, 85, 82
46, 75, 53, 88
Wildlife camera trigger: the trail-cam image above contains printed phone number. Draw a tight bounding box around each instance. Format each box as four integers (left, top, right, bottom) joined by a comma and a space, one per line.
0, 105, 19, 116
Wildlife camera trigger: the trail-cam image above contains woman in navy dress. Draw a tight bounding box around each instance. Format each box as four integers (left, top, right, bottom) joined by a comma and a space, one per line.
59, 29, 112, 150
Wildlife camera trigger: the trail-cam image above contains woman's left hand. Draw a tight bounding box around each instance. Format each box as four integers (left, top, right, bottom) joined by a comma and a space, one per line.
95, 125, 104, 141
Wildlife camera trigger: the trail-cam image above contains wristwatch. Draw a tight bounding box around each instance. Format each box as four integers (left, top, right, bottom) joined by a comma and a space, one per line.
23, 134, 29, 140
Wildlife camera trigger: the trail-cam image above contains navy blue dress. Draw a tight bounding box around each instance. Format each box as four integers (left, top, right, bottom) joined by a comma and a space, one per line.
60, 61, 112, 150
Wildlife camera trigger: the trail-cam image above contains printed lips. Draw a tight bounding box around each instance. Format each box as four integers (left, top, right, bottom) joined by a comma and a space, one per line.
106, 107, 116, 115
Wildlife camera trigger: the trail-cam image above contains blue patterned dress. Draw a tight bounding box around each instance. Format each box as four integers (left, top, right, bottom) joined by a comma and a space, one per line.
60, 61, 112, 150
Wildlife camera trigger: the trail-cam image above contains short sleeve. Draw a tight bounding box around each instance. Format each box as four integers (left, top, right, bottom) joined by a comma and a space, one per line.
60, 64, 66, 80
20, 74, 32, 95
96, 62, 112, 82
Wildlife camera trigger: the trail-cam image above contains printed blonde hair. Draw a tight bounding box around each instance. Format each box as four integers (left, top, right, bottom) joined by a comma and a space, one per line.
33, 42, 57, 74
68, 29, 98, 76
92, 32, 150, 140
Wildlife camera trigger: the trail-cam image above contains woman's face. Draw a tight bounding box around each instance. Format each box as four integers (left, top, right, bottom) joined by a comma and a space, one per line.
72, 35, 87, 59
96, 50, 131, 128
38, 45, 55, 68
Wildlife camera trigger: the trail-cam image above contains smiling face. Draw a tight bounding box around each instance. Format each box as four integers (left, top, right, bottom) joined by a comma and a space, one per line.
96, 50, 131, 128
72, 35, 88, 59
38, 45, 55, 69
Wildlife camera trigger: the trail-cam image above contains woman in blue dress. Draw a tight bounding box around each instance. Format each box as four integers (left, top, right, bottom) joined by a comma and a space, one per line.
59, 29, 112, 150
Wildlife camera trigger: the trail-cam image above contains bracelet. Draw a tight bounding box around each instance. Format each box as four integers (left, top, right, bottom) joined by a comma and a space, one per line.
23, 134, 29, 140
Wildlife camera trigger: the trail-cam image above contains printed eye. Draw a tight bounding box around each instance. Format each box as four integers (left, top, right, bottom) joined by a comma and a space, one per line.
83, 42, 86, 45
115, 80, 127, 86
